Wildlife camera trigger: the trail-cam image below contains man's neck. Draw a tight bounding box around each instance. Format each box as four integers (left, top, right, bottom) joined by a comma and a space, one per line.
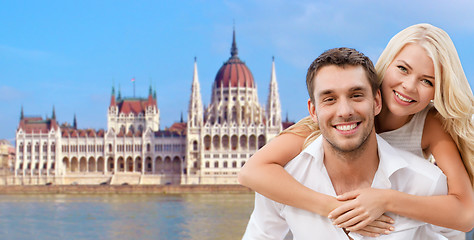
323, 133, 380, 195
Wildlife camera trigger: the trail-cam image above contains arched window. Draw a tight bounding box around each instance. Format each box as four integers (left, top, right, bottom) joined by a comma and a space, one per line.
240, 135, 247, 150
214, 161, 219, 168
223, 161, 228, 168
193, 141, 198, 151
249, 135, 257, 150
232, 161, 237, 168
231, 135, 238, 150
258, 135, 266, 149
212, 135, 220, 150
222, 135, 229, 150
204, 135, 211, 150
205, 161, 210, 168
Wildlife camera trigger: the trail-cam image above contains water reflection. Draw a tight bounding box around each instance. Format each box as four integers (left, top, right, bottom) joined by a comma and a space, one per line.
0, 193, 255, 240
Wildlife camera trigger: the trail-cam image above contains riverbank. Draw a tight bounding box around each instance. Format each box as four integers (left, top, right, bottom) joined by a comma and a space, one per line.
0, 184, 254, 194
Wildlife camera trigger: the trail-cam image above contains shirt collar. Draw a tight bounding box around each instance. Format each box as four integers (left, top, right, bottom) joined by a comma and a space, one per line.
300, 134, 410, 188
373, 134, 410, 188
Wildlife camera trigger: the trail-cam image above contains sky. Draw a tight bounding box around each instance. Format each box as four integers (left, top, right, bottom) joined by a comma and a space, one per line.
1, 0, 474, 142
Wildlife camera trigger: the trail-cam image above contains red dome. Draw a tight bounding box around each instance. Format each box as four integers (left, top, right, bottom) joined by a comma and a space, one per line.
214, 29, 255, 88
214, 57, 254, 88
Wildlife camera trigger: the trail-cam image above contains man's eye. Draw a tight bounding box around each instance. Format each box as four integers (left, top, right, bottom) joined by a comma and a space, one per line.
323, 98, 335, 102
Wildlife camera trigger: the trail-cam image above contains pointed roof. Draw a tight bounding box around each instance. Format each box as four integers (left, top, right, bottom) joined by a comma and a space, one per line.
214, 28, 255, 88
18, 116, 59, 134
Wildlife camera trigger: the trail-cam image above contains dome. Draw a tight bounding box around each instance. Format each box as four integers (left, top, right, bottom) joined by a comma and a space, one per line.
214, 30, 255, 88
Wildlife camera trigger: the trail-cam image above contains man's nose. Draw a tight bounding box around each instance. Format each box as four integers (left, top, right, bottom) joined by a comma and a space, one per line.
336, 98, 354, 117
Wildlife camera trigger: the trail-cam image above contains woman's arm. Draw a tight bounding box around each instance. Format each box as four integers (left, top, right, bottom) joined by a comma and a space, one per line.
331, 111, 474, 232
238, 132, 341, 216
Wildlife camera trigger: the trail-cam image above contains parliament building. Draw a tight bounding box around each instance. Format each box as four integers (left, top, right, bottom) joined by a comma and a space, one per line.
13, 30, 290, 185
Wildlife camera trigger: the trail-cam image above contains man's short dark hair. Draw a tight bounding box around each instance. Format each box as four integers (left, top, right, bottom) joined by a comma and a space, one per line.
306, 47, 379, 103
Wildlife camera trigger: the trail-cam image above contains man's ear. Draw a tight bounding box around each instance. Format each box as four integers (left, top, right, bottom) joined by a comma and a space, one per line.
374, 89, 382, 116
307, 98, 318, 123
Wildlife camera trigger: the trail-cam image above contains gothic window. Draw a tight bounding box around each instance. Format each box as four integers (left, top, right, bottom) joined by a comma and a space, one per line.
129, 125, 135, 134
222, 135, 229, 150
19, 143, 24, 152
34, 142, 39, 153
51, 143, 55, 152
192, 141, 198, 151
205, 161, 210, 168
249, 135, 257, 150
43, 143, 47, 152
232, 161, 237, 168
214, 161, 219, 168
231, 135, 238, 150
147, 143, 151, 152
223, 161, 228, 168
120, 125, 126, 133
240, 135, 247, 150
232, 106, 237, 122
224, 109, 228, 122
138, 125, 144, 132
204, 135, 211, 150
27, 142, 31, 153
258, 135, 266, 149
212, 135, 220, 150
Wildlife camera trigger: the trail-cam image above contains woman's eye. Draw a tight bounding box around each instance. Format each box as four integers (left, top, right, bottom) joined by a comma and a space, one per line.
421, 79, 433, 87
397, 65, 408, 73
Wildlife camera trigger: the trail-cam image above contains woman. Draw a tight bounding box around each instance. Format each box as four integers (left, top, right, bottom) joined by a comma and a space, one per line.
238, 23, 474, 237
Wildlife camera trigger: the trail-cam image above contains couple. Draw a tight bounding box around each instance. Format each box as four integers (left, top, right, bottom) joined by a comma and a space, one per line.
241, 23, 474, 239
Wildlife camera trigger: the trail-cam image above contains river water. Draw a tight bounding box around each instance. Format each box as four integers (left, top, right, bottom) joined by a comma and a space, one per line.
0, 193, 256, 240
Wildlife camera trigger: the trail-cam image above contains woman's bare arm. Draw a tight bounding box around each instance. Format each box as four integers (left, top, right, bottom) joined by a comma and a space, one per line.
331, 111, 474, 232
238, 132, 342, 216
386, 111, 474, 231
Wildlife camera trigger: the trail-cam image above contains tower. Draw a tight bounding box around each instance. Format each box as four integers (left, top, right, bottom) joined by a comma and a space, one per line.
266, 57, 282, 134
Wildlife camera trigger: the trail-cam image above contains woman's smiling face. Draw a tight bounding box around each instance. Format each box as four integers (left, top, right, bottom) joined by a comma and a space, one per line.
381, 43, 435, 117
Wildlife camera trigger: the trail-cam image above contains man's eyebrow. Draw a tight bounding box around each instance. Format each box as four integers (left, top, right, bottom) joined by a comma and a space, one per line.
317, 89, 334, 97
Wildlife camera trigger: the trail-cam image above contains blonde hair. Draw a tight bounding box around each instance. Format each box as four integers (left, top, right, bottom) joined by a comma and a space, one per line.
284, 23, 474, 187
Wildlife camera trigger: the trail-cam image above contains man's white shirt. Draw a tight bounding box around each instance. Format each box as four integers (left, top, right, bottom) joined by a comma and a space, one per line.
243, 135, 449, 240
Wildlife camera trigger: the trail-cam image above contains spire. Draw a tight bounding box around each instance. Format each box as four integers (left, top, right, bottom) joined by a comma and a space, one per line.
149, 84, 153, 96
73, 114, 77, 129
153, 90, 157, 99
110, 85, 117, 106
20, 105, 24, 120
267, 56, 282, 127
180, 112, 183, 123
230, 25, 238, 58
188, 57, 203, 128
52, 106, 56, 120
118, 84, 122, 100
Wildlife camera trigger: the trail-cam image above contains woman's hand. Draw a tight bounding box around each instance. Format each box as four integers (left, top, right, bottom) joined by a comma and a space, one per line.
351, 214, 395, 237
328, 188, 392, 231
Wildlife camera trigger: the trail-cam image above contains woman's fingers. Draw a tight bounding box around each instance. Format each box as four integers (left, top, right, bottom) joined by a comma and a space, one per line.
336, 190, 360, 201
328, 201, 357, 219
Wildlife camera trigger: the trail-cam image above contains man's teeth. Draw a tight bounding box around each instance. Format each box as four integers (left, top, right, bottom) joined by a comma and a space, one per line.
336, 123, 357, 131
395, 92, 413, 103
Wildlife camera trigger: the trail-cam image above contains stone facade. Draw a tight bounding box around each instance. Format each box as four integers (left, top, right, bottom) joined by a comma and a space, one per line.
12, 30, 287, 185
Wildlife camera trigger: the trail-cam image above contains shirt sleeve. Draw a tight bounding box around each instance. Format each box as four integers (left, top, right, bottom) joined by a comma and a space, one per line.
242, 193, 289, 240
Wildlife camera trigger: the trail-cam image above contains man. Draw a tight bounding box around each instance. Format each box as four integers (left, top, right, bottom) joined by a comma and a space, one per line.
242, 48, 448, 239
